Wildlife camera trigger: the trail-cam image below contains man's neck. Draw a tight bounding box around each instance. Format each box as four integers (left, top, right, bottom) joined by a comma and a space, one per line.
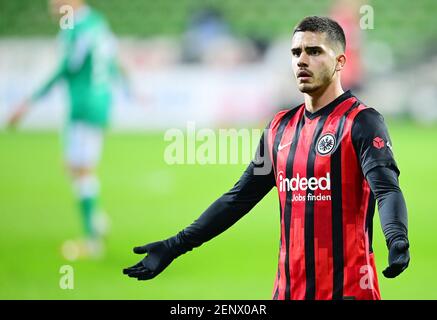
304, 82, 344, 114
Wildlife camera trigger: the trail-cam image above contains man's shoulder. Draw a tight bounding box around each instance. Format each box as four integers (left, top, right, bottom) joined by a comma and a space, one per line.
353, 103, 385, 126
350, 102, 389, 142
269, 104, 303, 129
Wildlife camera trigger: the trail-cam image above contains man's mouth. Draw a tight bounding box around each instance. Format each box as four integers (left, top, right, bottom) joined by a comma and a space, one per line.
297, 70, 312, 78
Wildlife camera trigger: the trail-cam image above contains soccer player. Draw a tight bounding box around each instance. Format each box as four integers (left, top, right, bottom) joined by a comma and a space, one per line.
123, 16, 410, 300
8, 0, 119, 260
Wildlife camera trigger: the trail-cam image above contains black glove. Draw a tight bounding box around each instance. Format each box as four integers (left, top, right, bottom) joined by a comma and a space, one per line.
122, 239, 180, 280
382, 239, 410, 278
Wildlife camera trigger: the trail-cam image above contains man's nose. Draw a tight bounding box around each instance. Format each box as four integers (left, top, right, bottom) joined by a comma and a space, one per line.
297, 52, 309, 67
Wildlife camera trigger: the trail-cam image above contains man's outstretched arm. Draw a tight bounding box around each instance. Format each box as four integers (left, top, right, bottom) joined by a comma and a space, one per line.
123, 130, 275, 280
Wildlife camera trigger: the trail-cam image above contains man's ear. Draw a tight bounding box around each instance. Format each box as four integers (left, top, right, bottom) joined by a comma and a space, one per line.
336, 54, 346, 71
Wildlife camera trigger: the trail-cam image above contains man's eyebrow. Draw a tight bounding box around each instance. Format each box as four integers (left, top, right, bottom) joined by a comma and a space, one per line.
304, 46, 323, 51
291, 45, 324, 51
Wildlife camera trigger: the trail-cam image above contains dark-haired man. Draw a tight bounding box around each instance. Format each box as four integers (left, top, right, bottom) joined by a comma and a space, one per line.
123, 16, 409, 300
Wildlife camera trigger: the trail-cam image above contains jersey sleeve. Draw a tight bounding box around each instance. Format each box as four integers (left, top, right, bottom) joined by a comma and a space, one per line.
352, 108, 400, 177
171, 124, 275, 253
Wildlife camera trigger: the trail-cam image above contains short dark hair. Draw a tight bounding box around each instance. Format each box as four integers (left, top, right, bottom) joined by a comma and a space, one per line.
293, 16, 346, 52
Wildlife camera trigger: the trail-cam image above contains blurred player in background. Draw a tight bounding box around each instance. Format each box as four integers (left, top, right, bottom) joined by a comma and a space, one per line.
8, 0, 120, 260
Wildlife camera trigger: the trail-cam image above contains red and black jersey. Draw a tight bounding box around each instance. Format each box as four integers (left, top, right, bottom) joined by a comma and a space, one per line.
267, 90, 398, 300
175, 90, 405, 300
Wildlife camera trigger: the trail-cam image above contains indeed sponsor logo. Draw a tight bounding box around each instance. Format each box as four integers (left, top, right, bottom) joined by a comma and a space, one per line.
277, 172, 331, 193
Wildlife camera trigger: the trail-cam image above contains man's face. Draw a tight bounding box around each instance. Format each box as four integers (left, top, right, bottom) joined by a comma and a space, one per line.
291, 31, 341, 93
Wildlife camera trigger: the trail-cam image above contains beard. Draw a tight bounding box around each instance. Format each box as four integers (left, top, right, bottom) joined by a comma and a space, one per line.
296, 69, 333, 94
298, 83, 321, 93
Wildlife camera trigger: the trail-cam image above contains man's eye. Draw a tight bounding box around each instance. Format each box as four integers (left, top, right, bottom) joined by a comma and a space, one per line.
292, 51, 300, 57
308, 49, 320, 55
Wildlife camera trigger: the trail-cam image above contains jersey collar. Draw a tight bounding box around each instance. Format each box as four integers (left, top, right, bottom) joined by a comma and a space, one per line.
304, 90, 353, 120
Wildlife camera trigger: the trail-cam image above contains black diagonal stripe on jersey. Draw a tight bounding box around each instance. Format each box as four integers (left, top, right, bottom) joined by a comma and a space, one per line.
283, 115, 305, 300
331, 100, 360, 300
304, 114, 329, 300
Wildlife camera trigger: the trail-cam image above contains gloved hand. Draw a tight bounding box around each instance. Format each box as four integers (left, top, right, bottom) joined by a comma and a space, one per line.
382, 239, 410, 278
123, 239, 179, 280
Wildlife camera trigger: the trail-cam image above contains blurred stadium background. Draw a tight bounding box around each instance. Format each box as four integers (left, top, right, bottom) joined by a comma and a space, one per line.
1, 0, 437, 299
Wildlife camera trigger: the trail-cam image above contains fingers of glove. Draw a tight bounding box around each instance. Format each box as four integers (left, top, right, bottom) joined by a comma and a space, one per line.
124, 266, 146, 275
382, 267, 395, 278
126, 267, 156, 280
383, 240, 410, 278
126, 267, 150, 278
133, 244, 151, 254
137, 271, 156, 281
122, 261, 144, 274
383, 265, 401, 278
383, 260, 409, 278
